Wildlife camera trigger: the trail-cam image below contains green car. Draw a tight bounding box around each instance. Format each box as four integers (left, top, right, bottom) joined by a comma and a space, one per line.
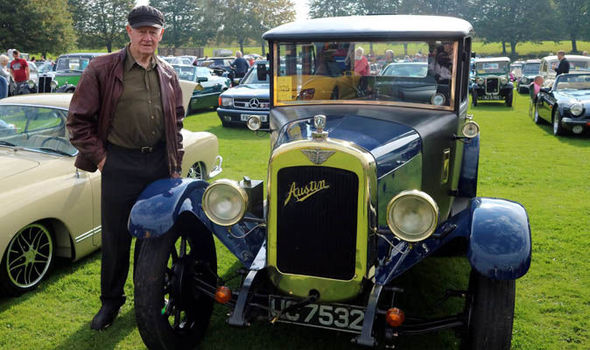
37, 53, 104, 93
171, 64, 231, 113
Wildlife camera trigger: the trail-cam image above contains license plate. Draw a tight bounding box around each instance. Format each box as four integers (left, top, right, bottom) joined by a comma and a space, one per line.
268, 295, 365, 333
240, 114, 268, 122
480, 95, 499, 100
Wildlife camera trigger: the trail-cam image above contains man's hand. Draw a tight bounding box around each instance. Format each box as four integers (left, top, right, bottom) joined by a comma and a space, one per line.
171, 172, 181, 179
97, 157, 106, 172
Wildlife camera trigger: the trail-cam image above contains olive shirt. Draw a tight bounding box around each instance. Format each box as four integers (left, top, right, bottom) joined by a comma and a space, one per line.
107, 46, 164, 149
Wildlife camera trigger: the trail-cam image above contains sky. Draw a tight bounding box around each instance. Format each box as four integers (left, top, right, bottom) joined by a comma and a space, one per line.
136, 0, 310, 22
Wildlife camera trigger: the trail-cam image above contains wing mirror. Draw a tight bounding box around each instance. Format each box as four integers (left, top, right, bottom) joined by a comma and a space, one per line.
257, 63, 268, 81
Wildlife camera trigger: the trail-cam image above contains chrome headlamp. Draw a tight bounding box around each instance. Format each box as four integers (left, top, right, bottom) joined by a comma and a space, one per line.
476, 77, 484, 85
431, 93, 446, 106
462, 121, 480, 138
220, 97, 233, 107
570, 102, 584, 116
27, 79, 35, 89
247, 115, 262, 131
202, 179, 248, 226
520, 77, 528, 84
50, 80, 58, 89
500, 77, 508, 84
386, 190, 439, 242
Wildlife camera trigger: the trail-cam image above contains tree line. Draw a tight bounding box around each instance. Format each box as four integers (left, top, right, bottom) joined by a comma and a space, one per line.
0, 0, 587, 57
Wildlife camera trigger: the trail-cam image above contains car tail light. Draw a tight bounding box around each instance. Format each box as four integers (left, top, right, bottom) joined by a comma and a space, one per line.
386, 307, 405, 327
215, 286, 232, 304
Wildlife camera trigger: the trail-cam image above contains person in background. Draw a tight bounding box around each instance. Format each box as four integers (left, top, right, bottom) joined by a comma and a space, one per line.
554, 50, 570, 75
384, 50, 395, 65
354, 47, 370, 76
67, 5, 185, 331
529, 75, 544, 117
0, 54, 9, 98
9, 50, 29, 84
231, 51, 249, 79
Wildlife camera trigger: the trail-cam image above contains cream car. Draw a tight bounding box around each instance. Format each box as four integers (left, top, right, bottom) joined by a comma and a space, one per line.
0, 92, 222, 296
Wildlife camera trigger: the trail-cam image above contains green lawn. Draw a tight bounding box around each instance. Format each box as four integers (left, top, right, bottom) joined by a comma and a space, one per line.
1, 92, 589, 349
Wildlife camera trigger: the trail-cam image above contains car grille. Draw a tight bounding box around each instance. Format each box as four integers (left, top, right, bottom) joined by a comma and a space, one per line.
233, 98, 270, 110
38, 76, 52, 93
486, 78, 499, 93
276, 166, 358, 280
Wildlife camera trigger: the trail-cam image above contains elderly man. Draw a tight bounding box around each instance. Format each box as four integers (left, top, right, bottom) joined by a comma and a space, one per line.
555, 50, 570, 75
67, 5, 185, 330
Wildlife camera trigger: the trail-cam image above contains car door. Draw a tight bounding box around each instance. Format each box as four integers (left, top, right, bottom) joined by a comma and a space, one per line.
536, 87, 555, 122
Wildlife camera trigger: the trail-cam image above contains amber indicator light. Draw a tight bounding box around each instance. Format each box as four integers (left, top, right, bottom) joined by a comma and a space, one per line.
386, 307, 405, 327
215, 286, 232, 304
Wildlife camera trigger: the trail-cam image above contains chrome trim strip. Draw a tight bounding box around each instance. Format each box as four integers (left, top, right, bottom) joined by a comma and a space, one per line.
75, 226, 101, 243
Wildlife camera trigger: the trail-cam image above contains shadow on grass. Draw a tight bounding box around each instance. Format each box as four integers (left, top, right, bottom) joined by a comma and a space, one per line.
532, 117, 590, 145
200, 257, 470, 350
54, 307, 137, 350
0, 249, 101, 310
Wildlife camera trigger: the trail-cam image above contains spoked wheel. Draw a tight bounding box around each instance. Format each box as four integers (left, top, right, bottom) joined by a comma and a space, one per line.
462, 270, 515, 350
187, 162, 205, 180
134, 221, 217, 350
553, 110, 565, 136
0, 223, 54, 296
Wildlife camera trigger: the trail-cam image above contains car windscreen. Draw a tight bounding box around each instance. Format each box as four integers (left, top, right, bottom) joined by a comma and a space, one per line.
275, 40, 456, 109
522, 63, 540, 74
475, 61, 509, 74
55, 57, 91, 72
196, 67, 212, 78
554, 74, 590, 91
0, 105, 77, 155
242, 65, 270, 85
172, 65, 197, 81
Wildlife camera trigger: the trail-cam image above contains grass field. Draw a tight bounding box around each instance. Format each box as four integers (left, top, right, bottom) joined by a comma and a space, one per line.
0, 91, 589, 349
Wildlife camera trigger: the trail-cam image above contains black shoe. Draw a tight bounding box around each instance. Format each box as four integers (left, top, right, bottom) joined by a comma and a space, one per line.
90, 303, 122, 330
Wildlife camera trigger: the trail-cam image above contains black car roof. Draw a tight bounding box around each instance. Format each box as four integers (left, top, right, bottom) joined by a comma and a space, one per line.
263, 15, 473, 41
57, 53, 104, 58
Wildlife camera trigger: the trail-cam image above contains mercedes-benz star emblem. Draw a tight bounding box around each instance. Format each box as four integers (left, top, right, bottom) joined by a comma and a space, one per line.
249, 98, 260, 108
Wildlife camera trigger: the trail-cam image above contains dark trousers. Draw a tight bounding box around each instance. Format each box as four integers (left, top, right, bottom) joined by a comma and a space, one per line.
100, 143, 169, 306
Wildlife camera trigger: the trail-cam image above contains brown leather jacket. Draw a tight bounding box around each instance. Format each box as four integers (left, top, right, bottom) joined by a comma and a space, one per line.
66, 47, 184, 175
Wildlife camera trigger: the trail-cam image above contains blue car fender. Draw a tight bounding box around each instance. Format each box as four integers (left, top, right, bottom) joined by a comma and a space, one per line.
128, 178, 265, 268
467, 197, 531, 280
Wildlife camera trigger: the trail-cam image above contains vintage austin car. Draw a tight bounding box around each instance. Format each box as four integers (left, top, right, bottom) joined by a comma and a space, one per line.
471, 57, 514, 107
37, 53, 104, 93
533, 72, 590, 136
516, 59, 541, 94
0, 86, 222, 296
171, 64, 231, 113
216, 60, 270, 127
129, 15, 531, 349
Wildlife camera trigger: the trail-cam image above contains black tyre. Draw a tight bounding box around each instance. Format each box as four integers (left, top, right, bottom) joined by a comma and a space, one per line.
0, 223, 54, 296
533, 105, 542, 124
552, 110, 565, 136
187, 162, 205, 180
134, 220, 217, 350
463, 270, 515, 350
505, 92, 513, 107
471, 91, 477, 107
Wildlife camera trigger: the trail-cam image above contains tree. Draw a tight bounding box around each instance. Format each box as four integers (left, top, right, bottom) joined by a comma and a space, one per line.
217, 0, 258, 53
554, 0, 590, 53
357, 0, 399, 15
68, 0, 134, 52
308, 0, 359, 18
151, 0, 198, 48
0, 0, 76, 55
251, 0, 295, 55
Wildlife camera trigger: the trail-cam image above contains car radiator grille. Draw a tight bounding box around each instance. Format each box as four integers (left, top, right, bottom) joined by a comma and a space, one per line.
276, 166, 358, 280
38, 76, 52, 93
233, 98, 270, 110
486, 78, 499, 93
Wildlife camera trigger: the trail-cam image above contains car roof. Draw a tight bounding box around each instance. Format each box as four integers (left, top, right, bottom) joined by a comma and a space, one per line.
542, 55, 590, 61
475, 57, 510, 63
524, 59, 541, 63
57, 53, 104, 58
263, 15, 473, 41
0, 93, 72, 110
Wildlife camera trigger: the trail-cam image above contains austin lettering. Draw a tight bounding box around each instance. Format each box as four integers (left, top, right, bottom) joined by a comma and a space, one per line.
284, 180, 330, 206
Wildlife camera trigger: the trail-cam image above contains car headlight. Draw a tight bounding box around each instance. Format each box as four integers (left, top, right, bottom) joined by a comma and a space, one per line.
430, 93, 446, 106
202, 179, 248, 226
500, 77, 508, 84
520, 77, 528, 84
462, 121, 480, 138
386, 190, 439, 242
220, 97, 233, 107
476, 78, 484, 85
570, 102, 584, 116
247, 115, 261, 131
50, 80, 58, 89
27, 80, 35, 89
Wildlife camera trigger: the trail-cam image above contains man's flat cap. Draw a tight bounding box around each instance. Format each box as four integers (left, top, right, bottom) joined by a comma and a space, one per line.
128, 5, 164, 29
